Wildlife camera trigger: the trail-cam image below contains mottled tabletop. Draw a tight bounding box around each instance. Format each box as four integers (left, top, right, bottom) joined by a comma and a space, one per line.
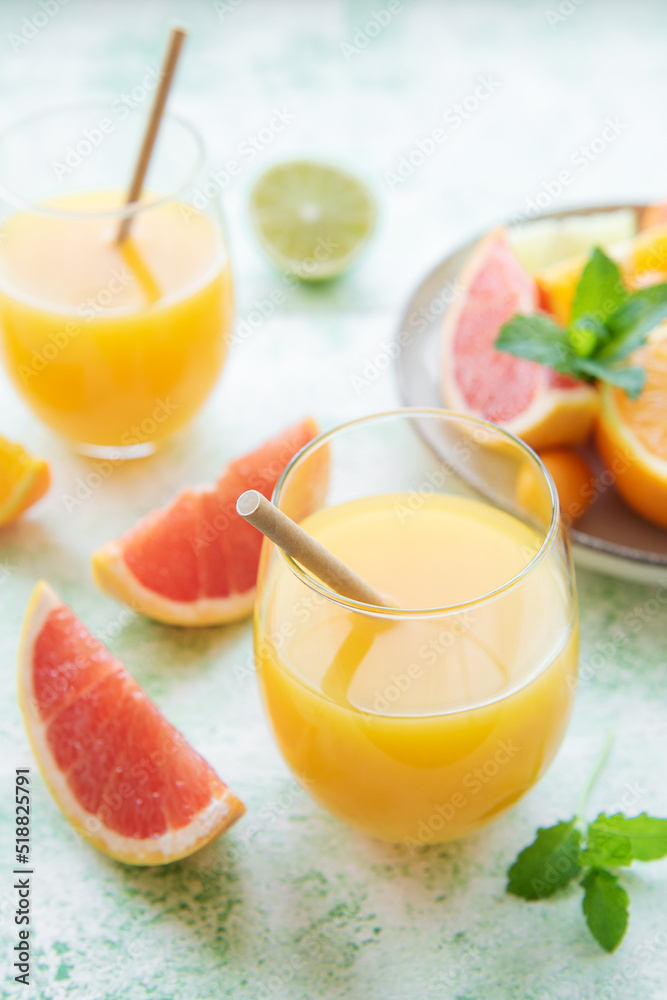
1, 1, 667, 998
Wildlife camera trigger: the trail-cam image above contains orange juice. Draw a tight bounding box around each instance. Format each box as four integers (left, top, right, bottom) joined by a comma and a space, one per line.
256, 492, 578, 845
0, 191, 233, 451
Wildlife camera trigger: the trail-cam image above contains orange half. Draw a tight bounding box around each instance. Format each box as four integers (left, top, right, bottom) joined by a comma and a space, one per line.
596, 335, 667, 528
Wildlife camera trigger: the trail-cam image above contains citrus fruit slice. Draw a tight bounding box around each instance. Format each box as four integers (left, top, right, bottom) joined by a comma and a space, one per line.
535, 224, 667, 323
538, 448, 596, 526
92, 418, 327, 625
535, 252, 588, 325
629, 222, 667, 279
0, 435, 50, 526
641, 201, 667, 231
249, 160, 376, 280
596, 334, 667, 528
509, 209, 636, 274
18, 581, 245, 865
441, 228, 599, 450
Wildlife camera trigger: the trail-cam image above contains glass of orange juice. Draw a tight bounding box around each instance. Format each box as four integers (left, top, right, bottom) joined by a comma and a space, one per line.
0, 101, 233, 457
254, 409, 578, 845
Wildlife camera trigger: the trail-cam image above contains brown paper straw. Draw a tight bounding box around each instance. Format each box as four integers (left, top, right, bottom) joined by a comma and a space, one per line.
236, 490, 396, 609
116, 26, 187, 244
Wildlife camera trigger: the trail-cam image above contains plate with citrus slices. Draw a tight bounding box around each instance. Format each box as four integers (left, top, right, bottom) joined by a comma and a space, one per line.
397, 203, 667, 584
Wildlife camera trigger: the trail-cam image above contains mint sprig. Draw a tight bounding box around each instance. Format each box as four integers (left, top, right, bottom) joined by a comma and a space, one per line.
506, 818, 581, 899
581, 868, 629, 953
506, 742, 667, 952
495, 246, 667, 398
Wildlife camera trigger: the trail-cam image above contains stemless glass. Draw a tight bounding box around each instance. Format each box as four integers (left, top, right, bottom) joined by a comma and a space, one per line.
254, 409, 579, 845
0, 101, 234, 457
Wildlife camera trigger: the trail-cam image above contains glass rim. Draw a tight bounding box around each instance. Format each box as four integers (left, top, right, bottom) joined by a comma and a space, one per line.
0, 98, 206, 221
271, 407, 562, 620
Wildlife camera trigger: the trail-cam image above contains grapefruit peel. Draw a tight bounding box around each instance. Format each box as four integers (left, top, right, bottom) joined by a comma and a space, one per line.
441, 228, 599, 450
18, 581, 245, 865
91, 419, 326, 627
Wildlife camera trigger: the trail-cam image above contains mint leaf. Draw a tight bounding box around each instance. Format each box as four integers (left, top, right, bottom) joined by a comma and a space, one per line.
494, 245, 656, 397
570, 247, 627, 333
574, 359, 646, 399
582, 813, 667, 868
569, 314, 606, 357
496, 314, 581, 372
603, 282, 667, 361
581, 868, 629, 952
507, 819, 581, 900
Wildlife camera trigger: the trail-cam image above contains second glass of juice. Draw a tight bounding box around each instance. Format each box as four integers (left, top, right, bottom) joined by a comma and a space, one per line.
0, 101, 233, 456
255, 409, 578, 845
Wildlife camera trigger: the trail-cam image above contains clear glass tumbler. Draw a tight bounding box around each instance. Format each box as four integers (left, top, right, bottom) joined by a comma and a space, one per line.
0, 100, 234, 457
254, 409, 578, 845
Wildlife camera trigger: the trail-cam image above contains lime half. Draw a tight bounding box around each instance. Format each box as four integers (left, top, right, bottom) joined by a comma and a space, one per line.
250, 160, 377, 280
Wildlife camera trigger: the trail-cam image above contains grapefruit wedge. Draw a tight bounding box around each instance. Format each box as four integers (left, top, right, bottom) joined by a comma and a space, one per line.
92, 418, 326, 626
441, 228, 599, 450
18, 582, 245, 865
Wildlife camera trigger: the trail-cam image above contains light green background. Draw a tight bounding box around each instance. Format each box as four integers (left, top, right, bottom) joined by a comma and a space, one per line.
1, 1, 667, 997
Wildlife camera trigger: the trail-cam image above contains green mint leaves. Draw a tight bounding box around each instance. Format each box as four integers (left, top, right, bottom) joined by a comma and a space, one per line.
495, 246, 667, 398
581, 869, 629, 953
507, 819, 581, 899
507, 811, 667, 952
582, 813, 667, 866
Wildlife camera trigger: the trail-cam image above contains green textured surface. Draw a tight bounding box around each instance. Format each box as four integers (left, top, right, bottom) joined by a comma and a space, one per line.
1, 1, 667, 997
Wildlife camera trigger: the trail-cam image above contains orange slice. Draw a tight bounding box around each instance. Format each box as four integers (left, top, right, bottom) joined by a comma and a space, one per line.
0, 436, 50, 525
441, 228, 599, 450
538, 448, 596, 526
92, 418, 327, 625
641, 202, 667, 231
535, 252, 587, 325
595, 334, 667, 528
18, 582, 245, 865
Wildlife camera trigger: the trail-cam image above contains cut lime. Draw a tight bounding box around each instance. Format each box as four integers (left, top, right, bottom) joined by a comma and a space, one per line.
249, 160, 377, 280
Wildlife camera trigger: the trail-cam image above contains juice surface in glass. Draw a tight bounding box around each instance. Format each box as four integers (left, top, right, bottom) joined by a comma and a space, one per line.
0, 190, 233, 451
256, 490, 578, 845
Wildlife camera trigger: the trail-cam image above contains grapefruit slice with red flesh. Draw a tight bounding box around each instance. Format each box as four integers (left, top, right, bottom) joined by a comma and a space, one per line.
18, 582, 245, 865
92, 418, 326, 626
441, 228, 599, 450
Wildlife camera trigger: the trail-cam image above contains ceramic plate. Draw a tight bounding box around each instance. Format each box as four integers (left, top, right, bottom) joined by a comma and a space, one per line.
395, 203, 667, 586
